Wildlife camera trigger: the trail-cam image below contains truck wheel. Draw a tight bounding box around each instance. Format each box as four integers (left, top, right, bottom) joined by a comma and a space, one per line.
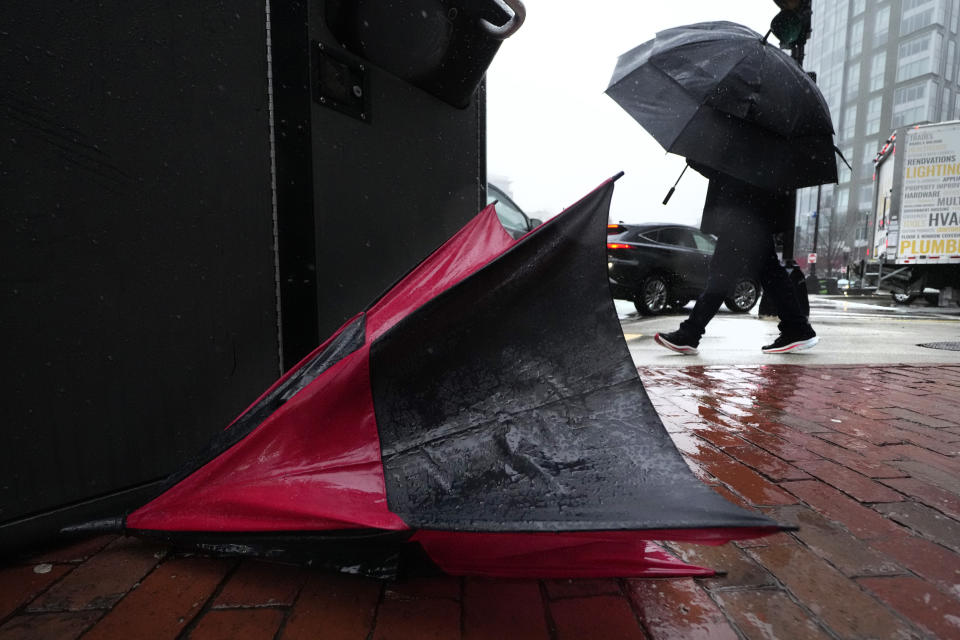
724, 278, 760, 313
634, 274, 669, 315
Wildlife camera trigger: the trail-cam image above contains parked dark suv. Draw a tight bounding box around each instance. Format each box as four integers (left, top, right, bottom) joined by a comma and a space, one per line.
607, 223, 760, 315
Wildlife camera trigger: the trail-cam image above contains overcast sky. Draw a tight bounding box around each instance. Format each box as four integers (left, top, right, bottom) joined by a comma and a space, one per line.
486, 0, 779, 226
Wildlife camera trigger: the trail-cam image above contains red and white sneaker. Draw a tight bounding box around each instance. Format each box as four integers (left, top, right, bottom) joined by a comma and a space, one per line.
762, 329, 818, 353
654, 331, 699, 355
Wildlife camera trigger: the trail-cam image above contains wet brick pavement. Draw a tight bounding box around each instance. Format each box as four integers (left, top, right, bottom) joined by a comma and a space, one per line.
2, 364, 959, 639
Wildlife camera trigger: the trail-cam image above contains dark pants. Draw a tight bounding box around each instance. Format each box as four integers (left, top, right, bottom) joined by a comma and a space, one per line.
679, 227, 809, 339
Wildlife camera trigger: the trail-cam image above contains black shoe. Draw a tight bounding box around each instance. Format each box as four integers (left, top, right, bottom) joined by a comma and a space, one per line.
654, 330, 699, 355
762, 327, 818, 353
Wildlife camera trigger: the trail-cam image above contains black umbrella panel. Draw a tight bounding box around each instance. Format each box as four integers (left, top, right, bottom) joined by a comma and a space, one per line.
606, 21, 838, 191
108, 176, 786, 578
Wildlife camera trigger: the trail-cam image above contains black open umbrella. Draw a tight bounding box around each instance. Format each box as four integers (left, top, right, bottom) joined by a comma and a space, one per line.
606, 21, 838, 191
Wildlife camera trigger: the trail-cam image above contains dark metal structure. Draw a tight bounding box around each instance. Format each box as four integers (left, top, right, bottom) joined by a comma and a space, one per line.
2, 1, 494, 553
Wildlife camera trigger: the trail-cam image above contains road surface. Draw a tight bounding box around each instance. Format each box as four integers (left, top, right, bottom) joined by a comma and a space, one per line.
619, 294, 960, 367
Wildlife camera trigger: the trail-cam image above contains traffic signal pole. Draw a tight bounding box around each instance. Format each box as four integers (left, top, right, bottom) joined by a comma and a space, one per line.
755, 0, 812, 314
810, 183, 822, 277
781, 40, 805, 263
773, 1, 812, 264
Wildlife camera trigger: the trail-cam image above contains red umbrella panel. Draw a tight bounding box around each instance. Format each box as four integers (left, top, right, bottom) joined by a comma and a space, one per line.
78, 176, 785, 578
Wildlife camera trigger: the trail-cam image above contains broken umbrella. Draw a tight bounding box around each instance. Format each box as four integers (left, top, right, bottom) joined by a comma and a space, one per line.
66, 176, 786, 578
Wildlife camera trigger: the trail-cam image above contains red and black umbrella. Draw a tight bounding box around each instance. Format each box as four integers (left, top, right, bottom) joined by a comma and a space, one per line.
69, 176, 785, 578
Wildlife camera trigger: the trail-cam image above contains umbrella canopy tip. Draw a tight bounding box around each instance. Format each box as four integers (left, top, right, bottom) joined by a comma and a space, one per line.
60, 516, 125, 536
612, 171, 625, 182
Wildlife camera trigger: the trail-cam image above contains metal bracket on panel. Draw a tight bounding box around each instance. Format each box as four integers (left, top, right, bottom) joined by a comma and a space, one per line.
311, 41, 370, 123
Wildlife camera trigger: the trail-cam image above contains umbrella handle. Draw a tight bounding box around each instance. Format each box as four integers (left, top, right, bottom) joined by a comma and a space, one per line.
480, 0, 526, 39
662, 163, 689, 205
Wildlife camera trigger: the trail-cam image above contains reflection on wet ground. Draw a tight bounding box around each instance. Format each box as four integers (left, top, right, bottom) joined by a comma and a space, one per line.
639, 362, 960, 639
5, 364, 959, 639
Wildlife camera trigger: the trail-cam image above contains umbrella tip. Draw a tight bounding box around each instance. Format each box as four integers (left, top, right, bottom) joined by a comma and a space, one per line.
60, 516, 125, 535
761, 29, 772, 44
834, 145, 853, 171
612, 171, 625, 182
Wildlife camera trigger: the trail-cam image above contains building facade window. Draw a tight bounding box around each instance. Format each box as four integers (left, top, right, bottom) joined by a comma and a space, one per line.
799, 188, 816, 215
848, 19, 864, 56
903, 0, 934, 12
875, 5, 891, 46
870, 51, 887, 91
860, 138, 878, 180
896, 32, 935, 81
846, 61, 861, 101
842, 105, 858, 140
891, 80, 932, 127
852, 0, 865, 16
836, 187, 850, 215
822, 185, 835, 210
948, 40, 957, 81
866, 96, 883, 134
859, 142, 874, 178
900, 0, 943, 36
901, 9, 933, 35
943, 87, 952, 120
821, 63, 844, 94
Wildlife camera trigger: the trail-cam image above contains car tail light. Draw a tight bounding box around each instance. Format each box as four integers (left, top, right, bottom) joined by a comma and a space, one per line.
607, 224, 627, 234
607, 243, 632, 250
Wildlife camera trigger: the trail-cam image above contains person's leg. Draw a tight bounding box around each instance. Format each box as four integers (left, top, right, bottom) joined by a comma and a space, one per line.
677, 233, 749, 340
754, 237, 811, 334
752, 236, 818, 352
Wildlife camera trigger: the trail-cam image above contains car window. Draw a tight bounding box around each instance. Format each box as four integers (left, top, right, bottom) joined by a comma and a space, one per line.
692, 231, 716, 252
486, 185, 530, 237
628, 229, 657, 242
622, 229, 652, 242
658, 227, 696, 248
492, 197, 528, 235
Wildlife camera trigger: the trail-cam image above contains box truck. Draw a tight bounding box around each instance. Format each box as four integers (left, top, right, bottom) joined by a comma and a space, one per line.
870, 121, 960, 304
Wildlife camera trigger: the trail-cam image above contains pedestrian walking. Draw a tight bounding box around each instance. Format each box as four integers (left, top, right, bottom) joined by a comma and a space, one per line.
605, 21, 836, 355
654, 163, 818, 355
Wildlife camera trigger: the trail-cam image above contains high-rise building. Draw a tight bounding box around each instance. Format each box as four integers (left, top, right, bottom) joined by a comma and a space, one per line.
796, 0, 960, 273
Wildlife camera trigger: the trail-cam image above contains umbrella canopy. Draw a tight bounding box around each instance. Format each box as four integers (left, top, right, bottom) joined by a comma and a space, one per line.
70, 176, 785, 578
606, 21, 838, 191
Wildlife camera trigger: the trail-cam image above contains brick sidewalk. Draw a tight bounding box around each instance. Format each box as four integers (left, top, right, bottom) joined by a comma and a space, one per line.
2, 364, 959, 639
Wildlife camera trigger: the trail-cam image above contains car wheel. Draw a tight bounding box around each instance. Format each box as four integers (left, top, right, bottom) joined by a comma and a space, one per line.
891, 292, 916, 305
634, 274, 669, 315
724, 278, 759, 313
